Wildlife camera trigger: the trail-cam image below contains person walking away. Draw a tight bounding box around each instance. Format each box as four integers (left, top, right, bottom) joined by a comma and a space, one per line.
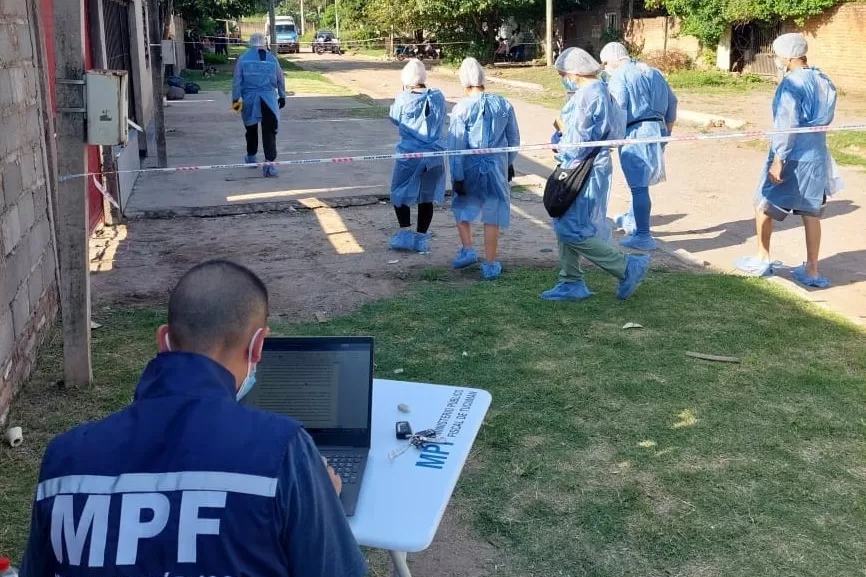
733, 33, 838, 288
541, 48, 650, 301
448, 57, 520, 280
600, 42, 677, 252
20, 260, 366, 577
388, 59, 447, 253
232, 34, 287, 178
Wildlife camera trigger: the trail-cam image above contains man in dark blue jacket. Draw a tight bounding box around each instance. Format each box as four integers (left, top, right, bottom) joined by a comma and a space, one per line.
21, 260, 367, 577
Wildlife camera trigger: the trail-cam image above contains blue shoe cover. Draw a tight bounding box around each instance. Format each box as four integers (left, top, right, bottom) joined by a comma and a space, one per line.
480, 261, 502, 280
614, 212, 636, 235
617, 254, 651, 300
245, 154, 258, 166
389, 230, 415, 251
620, 233, 657, 251
414, 232, 431, 253
452, 247, 478, 269
262, 164, 278, 177
792, 264, 830, 288
541, 280, 594, 301
733, 256, 775, 277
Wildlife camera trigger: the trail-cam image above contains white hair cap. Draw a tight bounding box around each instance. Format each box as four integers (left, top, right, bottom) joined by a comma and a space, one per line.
249, 33, 266, 48
772, 33, 808, 58
599, 42, 629, 64
401, 59, 427, 87
458, 57, 486, 88
555, 47, 602, 76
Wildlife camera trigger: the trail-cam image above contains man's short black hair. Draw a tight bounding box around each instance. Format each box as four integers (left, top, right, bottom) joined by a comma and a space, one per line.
167, 260, 268, 353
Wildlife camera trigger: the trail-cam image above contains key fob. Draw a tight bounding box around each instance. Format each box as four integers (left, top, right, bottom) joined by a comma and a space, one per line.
396, 421, 413, 440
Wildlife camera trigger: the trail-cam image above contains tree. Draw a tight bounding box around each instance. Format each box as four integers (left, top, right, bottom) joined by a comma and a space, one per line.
648, 0, 845, 46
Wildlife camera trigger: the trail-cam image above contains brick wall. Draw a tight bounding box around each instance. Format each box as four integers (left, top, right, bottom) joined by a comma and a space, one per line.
560, 0, 623, 57
626, 16, 702, 61
783, 3, 866, 92
0, 0, 59, 423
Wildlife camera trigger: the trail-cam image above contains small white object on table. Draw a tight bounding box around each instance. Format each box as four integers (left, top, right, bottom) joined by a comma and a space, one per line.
349, 379, 492, 577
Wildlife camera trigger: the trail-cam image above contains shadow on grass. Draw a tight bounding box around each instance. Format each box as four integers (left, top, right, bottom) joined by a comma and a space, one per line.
2, 269, 865, 576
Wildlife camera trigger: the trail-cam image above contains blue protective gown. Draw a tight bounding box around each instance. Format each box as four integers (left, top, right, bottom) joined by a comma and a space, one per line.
389, 88, 447, 206
607, 60, 677, 187
553, 80, 626, 244
756, 67, 837, 213
448, 93, 520, 228
232, 47, 286, 128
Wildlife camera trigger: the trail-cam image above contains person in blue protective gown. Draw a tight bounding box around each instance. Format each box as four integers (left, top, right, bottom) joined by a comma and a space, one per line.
733, 33, 838, 288
448, 58, 520, 280
600, 42, 677, 252
232, 33, 286, 177
541, 48, 650, 302
20, 260, 366, 577
388, 59, 447, 253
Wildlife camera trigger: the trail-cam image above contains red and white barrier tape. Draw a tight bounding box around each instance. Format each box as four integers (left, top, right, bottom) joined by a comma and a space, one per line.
59, 123, 866, 182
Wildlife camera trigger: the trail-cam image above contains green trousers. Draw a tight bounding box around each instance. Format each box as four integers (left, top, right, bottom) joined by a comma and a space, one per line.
558, 237, 628, 282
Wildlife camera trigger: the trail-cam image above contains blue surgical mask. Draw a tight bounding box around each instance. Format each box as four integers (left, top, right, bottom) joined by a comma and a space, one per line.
236, 364, 257, 401
562, 76, 578, 92
236, 328, 263, 401
600, 70, 610, 84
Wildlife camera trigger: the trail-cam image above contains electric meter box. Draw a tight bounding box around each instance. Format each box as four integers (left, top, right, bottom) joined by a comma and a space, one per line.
162, 39, 177, 66
85, 70, 129, 146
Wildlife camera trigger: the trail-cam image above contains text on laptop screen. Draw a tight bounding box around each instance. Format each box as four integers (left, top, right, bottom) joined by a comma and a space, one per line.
245, 340, 371, 432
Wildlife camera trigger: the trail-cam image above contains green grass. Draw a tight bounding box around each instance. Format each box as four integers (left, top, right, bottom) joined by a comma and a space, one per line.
178, 56, 354, 96
665, 69, 773, 94
3, 269, 866, 576
827, 130, 866, 168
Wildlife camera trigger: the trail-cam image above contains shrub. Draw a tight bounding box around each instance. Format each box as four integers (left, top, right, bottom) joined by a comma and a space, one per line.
203, 52, 229, 65
642, 49, 692, 73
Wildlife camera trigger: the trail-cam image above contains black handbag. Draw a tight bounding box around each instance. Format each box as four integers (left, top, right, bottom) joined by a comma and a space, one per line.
542, 149, 599, 218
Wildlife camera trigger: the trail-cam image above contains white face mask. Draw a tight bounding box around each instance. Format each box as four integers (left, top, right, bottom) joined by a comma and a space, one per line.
164, 328, 263, 401
775, 58, 787, 74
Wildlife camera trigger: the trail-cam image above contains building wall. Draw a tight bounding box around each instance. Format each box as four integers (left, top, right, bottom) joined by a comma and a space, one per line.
559, 0, 623, 57
129, 0, 152, 130
782, 3, 866, 92
626, 16, 701, 61
0, 0, 60, 422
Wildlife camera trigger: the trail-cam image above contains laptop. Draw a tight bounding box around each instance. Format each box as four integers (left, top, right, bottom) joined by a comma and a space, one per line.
242, 336, 373, 516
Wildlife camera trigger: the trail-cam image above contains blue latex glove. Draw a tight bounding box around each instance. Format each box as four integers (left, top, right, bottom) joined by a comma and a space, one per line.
551, 131, 562, 145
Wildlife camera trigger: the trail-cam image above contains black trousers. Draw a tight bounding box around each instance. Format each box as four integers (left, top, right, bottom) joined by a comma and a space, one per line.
245, 103, 278, 161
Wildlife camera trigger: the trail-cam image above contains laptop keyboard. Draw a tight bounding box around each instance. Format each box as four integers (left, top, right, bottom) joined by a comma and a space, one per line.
325, 454, 363, 484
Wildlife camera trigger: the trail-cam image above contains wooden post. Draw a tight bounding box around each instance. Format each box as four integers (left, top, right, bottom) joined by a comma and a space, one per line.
147, 0, 167, 167
53, 0, 93, 386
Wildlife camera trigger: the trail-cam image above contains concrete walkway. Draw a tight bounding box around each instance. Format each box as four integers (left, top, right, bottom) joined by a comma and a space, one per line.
125, 91, 396, 217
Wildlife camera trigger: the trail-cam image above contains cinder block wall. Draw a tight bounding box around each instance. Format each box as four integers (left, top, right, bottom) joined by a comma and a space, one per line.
784, 3, 866, 93
626, 17, 702, 61
0, 0, 59, 423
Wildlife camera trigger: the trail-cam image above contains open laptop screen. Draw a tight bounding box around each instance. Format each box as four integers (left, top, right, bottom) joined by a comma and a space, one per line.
242, 337, 373, 447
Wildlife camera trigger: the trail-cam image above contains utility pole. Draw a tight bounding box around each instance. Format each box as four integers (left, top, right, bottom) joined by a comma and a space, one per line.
545, 0, 553, 66
53, 0, 93, 385
335, 0, 339, 40
147, 0, 167, 166
300, 0, 305, 36
269, 0, 277, 53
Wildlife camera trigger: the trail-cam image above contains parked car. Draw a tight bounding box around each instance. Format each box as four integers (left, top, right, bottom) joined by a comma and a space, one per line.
313, 30, 341, 54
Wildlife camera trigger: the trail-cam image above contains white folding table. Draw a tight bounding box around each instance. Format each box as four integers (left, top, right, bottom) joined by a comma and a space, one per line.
348, 379, 492, 577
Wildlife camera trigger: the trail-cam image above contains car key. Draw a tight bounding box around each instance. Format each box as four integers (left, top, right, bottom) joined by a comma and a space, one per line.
396, 421, 413, 440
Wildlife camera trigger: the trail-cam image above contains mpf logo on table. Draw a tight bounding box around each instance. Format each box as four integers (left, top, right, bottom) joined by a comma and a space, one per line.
415, 390, 478, 470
